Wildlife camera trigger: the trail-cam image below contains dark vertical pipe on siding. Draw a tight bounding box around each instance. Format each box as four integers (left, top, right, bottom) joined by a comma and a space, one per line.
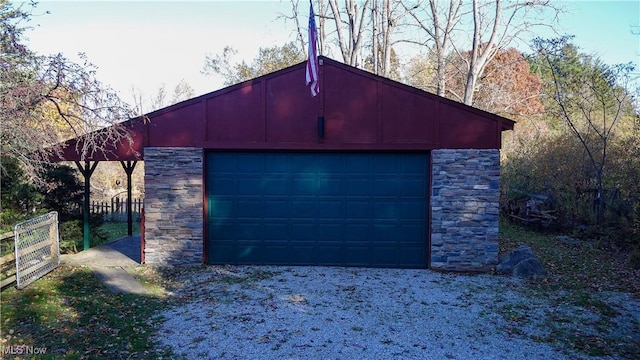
317, 116, 325, 139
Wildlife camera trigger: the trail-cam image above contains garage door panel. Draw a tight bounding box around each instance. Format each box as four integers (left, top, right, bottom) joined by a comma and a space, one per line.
315, 247, 344, 264
345, 179, 372, 195
210, 177, 235, 192
345, 156, 372, 173
291, 177, 316, 195
374, 178, 400, 195
317, 223, 342, 240
374, 155, 399, 173
236, 200, 262, 218
346, 201, 371, 219
314, 155, 343, 173
236, 222, 262, 240
264, 155, 290, 172
290, 155, 319, 173
317, 200, 343, 218
344, 247, 371, 266
400, 225, 427, 242
371, 223, 399, 242
263, 200, 289, 218
374, 202, 400, 219
264, 223, 288, 240
209, 245, 235, 263
262, 245, 289, 264
209, 198, 233, 219
401, 179, 427, 196
210, 224, 235, 240
291, 223, 316, 240
209, 154, 236, 172
317, 178, 342, 195
400, 247, 427, 266
263, 177, 289, 194
237, 154, 264, 172
399, 201, 425, 219
291, 200, 317, 218
289, 246, 316, 265
344, 223, 370, 241
236, 177, 264, 195
207, 152, 428, 268
401, 155, 428, 171
373, 247, 398, 265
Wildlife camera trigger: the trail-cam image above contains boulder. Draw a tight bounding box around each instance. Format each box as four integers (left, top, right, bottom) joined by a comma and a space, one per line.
496, 245, 546, 278
513, 257, 546, 278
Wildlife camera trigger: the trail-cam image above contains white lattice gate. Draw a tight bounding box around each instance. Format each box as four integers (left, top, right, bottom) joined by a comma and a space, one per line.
14, 212, 60, 289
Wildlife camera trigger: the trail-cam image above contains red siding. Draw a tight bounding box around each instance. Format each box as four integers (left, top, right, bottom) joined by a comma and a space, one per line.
381, 81, 438, 145
323, 64, 379, 144
147, 101, 205, 146
207, 83, 265, 142
265, 67, 318, 143
54, 56, 514, 161
438, 101, 499, 149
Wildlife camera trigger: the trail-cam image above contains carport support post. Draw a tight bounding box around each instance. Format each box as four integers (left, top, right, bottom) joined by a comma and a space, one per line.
120, 161, 137, 236
75, 161, 99, 251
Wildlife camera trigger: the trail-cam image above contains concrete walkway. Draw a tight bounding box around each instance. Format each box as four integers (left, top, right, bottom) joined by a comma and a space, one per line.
61, 235, 149, 295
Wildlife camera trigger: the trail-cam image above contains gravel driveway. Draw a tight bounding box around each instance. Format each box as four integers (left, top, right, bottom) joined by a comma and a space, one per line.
154, 266, 638, 359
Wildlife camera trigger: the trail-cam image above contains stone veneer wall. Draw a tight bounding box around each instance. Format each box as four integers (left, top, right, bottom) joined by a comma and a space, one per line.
430, 149, 500, 272
144, 147, 203, 265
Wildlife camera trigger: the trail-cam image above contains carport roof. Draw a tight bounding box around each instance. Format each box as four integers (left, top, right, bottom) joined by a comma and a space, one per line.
54, 56, 515, 162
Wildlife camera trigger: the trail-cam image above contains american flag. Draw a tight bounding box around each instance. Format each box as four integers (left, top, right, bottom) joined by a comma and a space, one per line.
306, 2, 319, 97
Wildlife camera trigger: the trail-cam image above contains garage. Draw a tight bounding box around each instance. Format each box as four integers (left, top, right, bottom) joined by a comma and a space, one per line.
206, 152, 428, 268
59, 56, 514, 271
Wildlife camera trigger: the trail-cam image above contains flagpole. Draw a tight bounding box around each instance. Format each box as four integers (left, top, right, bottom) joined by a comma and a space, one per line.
306, 0, 319, 97
306, 1, 324, 142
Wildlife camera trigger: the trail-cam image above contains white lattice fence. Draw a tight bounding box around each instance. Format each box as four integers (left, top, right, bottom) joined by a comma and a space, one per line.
14, 212, 60, 289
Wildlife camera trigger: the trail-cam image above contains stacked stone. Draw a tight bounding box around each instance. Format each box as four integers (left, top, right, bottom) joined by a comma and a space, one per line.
144, 147, 204, 265
430, 149, 500, 272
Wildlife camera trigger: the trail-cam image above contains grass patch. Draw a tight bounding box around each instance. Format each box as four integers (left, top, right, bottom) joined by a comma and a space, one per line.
0, 265, 175, 359
100, 221, 142, 243
58, 221, 141, 254
500, 220, 640, 294
499, 219, 640, 359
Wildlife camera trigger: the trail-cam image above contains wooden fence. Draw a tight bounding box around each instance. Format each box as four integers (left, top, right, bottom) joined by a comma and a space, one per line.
90, 198, 143, 221
1, 212, 61, 290
1, 231, 16, 289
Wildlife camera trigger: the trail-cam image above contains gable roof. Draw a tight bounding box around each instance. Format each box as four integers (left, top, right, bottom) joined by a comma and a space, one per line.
56, 56, 514, 161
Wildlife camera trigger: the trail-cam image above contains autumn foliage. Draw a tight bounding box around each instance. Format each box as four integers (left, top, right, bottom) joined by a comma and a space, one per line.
446, 46, 543, 117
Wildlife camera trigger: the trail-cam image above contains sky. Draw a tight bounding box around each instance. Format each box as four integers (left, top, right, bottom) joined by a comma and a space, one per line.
19, 0, 640, 110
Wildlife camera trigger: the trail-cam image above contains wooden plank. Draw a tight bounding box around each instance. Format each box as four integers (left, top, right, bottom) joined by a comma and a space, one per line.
2, 266, 16, 277
0, 252, 15, 266
0, 232, 14, 256
508, 214, 540, 223
530, 213, 557, 220
1, 265, 16, 275
1, 275, 16, 289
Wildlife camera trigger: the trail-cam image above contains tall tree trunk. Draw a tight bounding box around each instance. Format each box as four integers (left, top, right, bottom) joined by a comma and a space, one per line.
372, 0, 379, 74
404, 0, 463, 97
464, 0, 501, 106
405, 0, 559, 105
328, 0, 370, 66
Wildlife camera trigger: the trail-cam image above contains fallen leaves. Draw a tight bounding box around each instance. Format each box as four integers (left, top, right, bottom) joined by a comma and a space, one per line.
0, 265, 173, 358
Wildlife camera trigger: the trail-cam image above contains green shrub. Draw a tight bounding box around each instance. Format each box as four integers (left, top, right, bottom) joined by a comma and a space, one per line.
58, 216, 108, 254
59, 220, 82, 253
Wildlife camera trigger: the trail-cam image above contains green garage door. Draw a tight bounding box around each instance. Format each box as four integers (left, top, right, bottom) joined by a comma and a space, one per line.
206, 152, 428, 268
